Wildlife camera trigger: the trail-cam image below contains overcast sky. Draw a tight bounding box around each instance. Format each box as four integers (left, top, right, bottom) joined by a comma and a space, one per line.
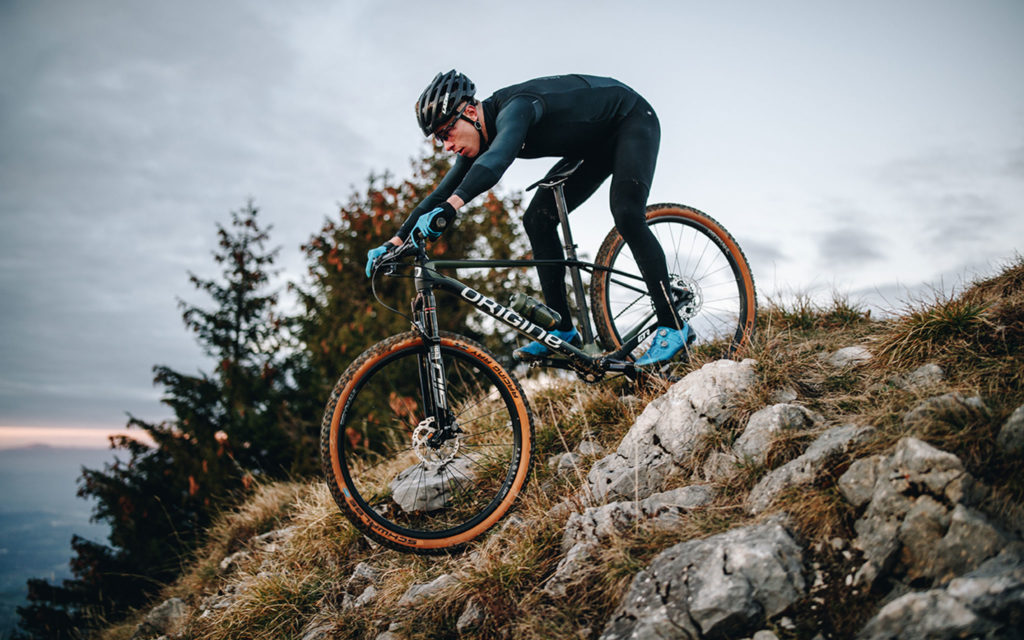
1, 0, 1022, 445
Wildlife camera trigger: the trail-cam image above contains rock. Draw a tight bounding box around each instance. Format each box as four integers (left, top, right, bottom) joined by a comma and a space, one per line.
618, 394, 643, 413
543, 541, 598, 598
548, 485, 715, 597
376, 625, 402, 640
353, 585, 378, 608
859, 591, 981, 639
702, 450, 740, 483
396, 574, 459, 608
843, 437, 1003, 590
733, 403, 820, 466
902, 392, 988, 429
587, 359, 756, 503
600, 517, 805, 640
837, 456, 882, 508
997, 404, 1024, 455
544, 485, 714, 597
132, 597, 189, 640
545, 498, 576, 522
577, 439, 605, 457
890, 363, 944, 390
456, 597, 486, 634
252, 525, 299, 553
753, 631, 781, 640
219, 550, 250, 573
563, 485, 716, 551
824, 346, 872, 368
390, 457, 477, 513
747, 424, 875, 514
857, 543, 1024, 639
345, 562, 381, 594
556, 452, 585, 476
299, 620, 336, 640
769, 387, 799, 404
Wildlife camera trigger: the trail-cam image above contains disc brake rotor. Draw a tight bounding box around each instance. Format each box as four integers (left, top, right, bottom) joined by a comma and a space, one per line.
411, 417, 460, 467
672, 275, 701, 321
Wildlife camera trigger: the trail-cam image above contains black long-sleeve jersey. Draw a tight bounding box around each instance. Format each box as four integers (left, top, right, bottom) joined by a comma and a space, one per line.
397, 74, 644, 240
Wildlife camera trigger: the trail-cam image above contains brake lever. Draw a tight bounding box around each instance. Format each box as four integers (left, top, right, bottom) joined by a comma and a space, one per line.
372, 238, 419, 277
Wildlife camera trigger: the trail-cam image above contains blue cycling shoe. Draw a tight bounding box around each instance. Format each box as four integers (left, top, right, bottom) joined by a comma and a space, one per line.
635, 325, 695, 366
513, 327, 580, 361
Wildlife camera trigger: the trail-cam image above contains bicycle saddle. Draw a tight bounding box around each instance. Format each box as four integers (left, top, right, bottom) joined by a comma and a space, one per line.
526, 159, 584, 190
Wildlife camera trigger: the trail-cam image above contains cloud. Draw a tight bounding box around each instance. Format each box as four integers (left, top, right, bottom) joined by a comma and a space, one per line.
816, 227, 885, 267
737, 238, 788, 273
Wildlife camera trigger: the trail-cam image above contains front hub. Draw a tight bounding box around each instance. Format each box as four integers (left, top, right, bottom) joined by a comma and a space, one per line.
411, 417, 461, 467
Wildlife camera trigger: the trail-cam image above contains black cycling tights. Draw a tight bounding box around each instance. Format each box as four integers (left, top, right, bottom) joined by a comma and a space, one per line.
522, 101, 680, 332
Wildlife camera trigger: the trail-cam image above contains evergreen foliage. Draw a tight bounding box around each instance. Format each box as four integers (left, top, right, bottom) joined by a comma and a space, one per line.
15, 202, 303, 638
14, 148, 531, 639
294, 145, 532, 401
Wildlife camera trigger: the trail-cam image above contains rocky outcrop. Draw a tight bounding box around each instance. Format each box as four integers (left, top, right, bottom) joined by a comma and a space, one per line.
128, 344, 1024, 640
747, 424, 875, 514
131, 597, 188, 640
902, 392, 988, 429
823, 345, 872, 368
545, 486, 716, 597
838, 437, 1004, 589
587, 359, 756, 503
600, 517, 805, 640
390, 457, 478, 512
732, 403, 821, 466
857, 543, 1024, 639
396, 574, 459, 608
998, 404, 1024, 455
889, 363, 945, 390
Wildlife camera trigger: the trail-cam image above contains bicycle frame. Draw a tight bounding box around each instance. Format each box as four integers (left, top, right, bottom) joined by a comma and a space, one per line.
405, 253, 656, 380
383, 163, 669, 428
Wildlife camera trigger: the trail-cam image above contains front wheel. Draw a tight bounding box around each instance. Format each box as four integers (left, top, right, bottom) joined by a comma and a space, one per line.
591, 204, 757, 358
321, 331, 533, 554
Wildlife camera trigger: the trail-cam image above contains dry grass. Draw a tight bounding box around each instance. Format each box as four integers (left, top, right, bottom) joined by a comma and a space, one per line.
95, 258, 1024, 640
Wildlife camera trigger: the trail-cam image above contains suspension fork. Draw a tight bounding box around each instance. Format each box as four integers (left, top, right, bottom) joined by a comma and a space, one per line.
411, 277, 453, 436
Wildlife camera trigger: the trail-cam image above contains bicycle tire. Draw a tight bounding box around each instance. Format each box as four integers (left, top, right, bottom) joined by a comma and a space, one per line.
321, 331, 533, 554
591, 203, 757, 358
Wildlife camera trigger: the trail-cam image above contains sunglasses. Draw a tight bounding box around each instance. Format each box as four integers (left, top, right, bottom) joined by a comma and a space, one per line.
433, 103, 470, 143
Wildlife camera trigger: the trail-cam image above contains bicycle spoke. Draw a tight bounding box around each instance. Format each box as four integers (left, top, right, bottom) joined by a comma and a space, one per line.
326, 334, 527, 544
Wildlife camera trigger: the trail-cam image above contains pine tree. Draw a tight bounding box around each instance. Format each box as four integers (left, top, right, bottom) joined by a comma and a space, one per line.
15, 202, 304, 638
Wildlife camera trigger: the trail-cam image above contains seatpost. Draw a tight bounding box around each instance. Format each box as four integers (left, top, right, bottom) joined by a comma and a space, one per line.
552, 184, 596, 345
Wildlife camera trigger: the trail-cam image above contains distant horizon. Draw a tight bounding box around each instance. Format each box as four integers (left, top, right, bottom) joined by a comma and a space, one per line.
0, 426, 154, 451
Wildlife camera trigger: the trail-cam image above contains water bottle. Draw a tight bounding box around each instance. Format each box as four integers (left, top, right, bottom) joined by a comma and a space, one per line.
508, 293, 562, 330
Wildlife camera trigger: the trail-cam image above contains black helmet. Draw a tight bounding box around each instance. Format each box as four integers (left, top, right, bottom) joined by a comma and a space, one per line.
415, 70, 476, 137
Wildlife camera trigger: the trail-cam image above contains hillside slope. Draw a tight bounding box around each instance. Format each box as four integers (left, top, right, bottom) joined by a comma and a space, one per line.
106, 257, 1024, 640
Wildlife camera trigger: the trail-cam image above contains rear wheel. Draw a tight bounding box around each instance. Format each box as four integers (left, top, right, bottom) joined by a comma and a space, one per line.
591, 203, 757, 358
321, 331, 533, 554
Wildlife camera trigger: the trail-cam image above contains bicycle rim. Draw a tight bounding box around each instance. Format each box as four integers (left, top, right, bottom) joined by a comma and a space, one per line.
593, 205, 757, 357
322, 332, 532, 553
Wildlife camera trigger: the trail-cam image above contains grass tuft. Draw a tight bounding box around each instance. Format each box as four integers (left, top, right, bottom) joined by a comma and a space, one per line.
94, 257, 1024, 640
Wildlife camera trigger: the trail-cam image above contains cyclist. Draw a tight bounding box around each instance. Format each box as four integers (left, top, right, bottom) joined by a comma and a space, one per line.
366, 70, 692, 366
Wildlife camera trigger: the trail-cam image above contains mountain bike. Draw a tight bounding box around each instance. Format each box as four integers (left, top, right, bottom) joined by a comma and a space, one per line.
321, 159, 757, 553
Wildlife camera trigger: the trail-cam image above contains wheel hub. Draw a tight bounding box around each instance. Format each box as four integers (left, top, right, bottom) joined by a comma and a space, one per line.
411, 418, 461, 467
671, 275, 701, 321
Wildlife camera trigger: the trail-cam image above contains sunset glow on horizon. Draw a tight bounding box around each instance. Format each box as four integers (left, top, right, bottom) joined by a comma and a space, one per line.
0, 426, 155, 450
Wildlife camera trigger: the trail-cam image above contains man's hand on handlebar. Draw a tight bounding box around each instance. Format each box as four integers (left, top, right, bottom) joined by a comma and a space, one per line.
365, 239, 405, 278
410, 202, 456, 248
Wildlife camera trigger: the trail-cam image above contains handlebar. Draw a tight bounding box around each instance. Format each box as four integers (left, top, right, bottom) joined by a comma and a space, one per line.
371, 236, 424, 276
